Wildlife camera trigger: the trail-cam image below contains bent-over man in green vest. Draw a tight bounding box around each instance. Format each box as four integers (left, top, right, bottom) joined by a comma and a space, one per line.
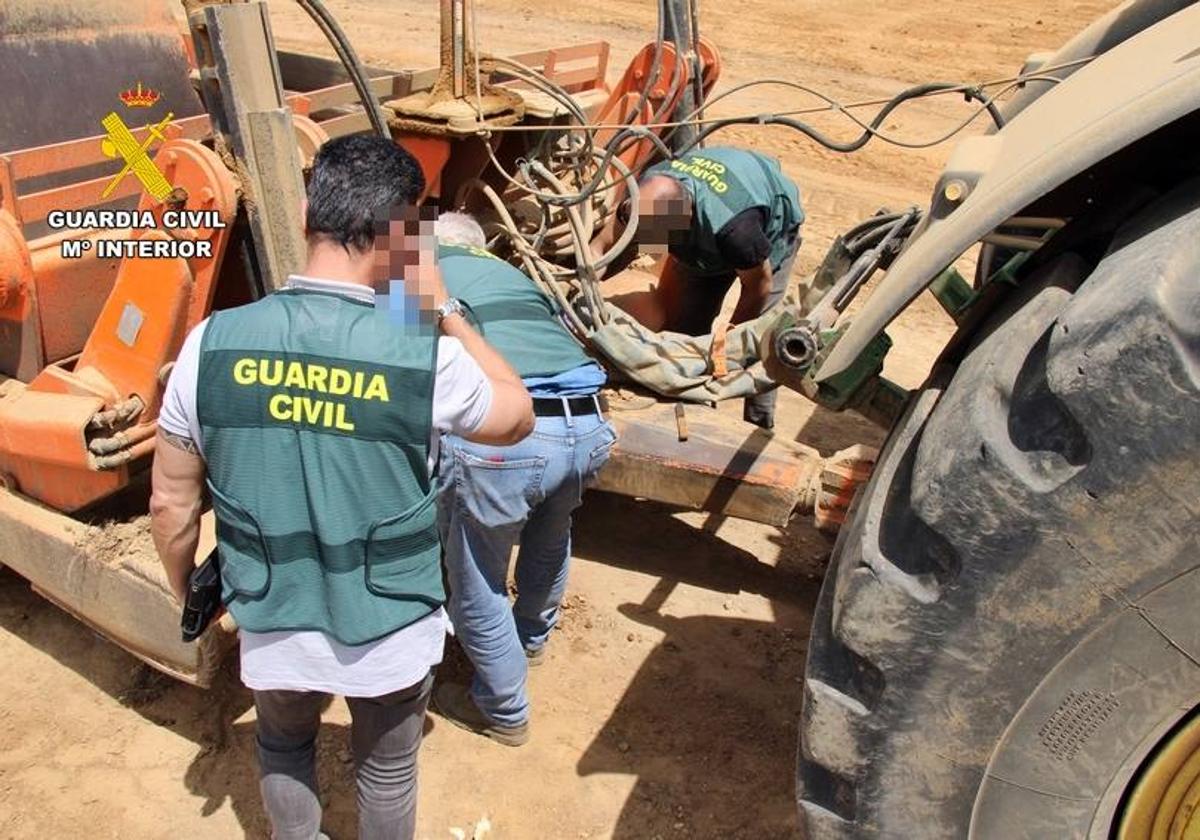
150, 136, 533, 840
428, 212, 616, 746
592, 145, 804, 429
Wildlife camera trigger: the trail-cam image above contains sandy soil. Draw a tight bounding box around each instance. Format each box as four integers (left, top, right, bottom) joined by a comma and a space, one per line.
0, 1, 1115, 838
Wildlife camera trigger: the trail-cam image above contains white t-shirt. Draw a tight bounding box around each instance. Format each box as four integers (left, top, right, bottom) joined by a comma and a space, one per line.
158, 275, 492, 696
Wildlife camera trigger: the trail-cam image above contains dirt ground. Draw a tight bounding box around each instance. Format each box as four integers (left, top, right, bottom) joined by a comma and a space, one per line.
0, 1, 1115, 838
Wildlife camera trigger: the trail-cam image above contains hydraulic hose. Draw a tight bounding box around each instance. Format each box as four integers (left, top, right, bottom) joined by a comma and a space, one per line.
679, 80, 1005, 154
293, 0, 390, 139
614, 0, 667, 132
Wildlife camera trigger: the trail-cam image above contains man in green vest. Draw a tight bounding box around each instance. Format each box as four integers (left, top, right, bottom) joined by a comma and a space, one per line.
428, 212, 616, 747
591, 145, 804, 429
149, 136, 533, 840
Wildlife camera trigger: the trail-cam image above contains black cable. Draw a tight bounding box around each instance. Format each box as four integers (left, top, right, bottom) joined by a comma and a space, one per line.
975, 87, 1005, 129
477, 11, 1030, 267
590, 0, 686, 175
599, 0, 685, 165
678, 79, 1010, 154
613, 0, 666, 131
646, 0, 688, 130
293, 0, 390, 138
844, 212, 920, 253
841, 210, 907, 242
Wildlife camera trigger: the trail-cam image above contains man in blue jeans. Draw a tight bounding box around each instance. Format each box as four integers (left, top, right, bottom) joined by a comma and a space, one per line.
431, 212, 616, 746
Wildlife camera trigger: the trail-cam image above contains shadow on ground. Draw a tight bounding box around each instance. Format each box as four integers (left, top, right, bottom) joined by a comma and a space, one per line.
0, 565, 442, 839
0, 478, 832, 839
0, 567, 262, 835
571, 492, 832, 839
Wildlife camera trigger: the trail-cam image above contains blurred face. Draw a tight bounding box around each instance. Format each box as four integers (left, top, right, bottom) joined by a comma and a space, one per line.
636, 194, 692, 254
372, 205, 436, 285
371, 205, 439, 331
633, 178, 692, 254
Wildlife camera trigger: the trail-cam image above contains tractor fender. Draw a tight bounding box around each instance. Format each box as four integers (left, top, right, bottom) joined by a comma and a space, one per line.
995, 0, 1199, 124
817, 3, 1200, 384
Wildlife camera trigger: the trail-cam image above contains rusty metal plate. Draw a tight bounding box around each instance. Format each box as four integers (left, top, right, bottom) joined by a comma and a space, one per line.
596, 400, 824, 527
0, 494, 234, 686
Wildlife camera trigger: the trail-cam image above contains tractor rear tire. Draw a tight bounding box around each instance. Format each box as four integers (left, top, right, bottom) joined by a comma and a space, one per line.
797, 180, 1200, 838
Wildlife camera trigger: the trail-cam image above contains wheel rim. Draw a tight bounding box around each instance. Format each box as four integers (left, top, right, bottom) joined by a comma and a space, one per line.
1118, 713, 1200, 840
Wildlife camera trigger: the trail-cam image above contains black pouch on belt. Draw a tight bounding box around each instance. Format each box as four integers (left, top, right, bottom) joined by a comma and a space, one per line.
181, 548, 222, 643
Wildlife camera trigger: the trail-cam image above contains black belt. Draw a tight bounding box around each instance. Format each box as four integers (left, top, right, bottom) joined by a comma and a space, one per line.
532, 396, 601, 417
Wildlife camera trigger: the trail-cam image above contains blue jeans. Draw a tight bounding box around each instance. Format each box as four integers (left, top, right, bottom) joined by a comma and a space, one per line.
436, 407, 616, 726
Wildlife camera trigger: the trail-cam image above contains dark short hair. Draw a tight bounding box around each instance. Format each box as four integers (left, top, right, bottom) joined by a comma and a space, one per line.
305, 135, 426, 253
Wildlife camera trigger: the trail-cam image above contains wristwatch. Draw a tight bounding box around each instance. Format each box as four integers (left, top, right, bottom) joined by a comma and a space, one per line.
435, 297, 467, 326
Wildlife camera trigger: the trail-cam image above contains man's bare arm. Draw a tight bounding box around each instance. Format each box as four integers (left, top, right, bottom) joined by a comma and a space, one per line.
590, 212, 622, 261
150, 430, 206, 603
731, 260, 773, 325
159, 429, 199, 455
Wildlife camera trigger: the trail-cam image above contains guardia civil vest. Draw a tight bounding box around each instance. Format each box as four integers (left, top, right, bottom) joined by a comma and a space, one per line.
645, 146, 804, 278
438, 242, 593, 378
196, 286, 444, 645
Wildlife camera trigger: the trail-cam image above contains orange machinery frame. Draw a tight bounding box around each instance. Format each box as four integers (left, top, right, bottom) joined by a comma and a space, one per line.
0, 35, 717, 513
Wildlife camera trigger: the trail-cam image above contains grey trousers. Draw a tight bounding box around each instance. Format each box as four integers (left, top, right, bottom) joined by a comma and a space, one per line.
671, 229, 802, 429
253, 670, 434, 840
